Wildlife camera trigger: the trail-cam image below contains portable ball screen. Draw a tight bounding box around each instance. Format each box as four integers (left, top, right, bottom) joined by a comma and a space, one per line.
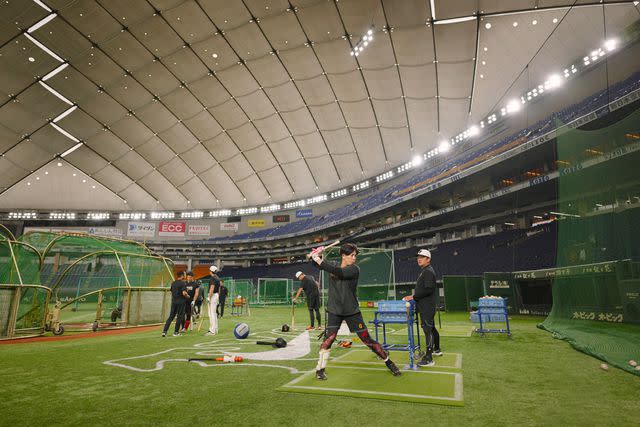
233, 323, 250, 339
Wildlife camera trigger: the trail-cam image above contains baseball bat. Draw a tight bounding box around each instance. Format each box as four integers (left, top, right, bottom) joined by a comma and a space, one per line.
305, 227, 367, 259
188, 356, 243, 363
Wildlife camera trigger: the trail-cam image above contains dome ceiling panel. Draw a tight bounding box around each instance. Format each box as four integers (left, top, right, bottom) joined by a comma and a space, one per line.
179, 143, 214, 174
253, 114, 289, 142
279, 107, 317, 135
379, 127, 411, 165
208, 99, 248, 130
235, 90, 276, 121
2, 0, 637, 210
112, 150, 153, 181
183, 110, 224, 141
135, 135, 176, 167
162, 87, 207, 121
294, 76, 336, 105
158, 122, 200, 153
281, 159, 317, 195
157, 157, 194, 187
203, 132, 239, 162
162, 48, 210, 85
264, 81, 306, 111
108, 115, 155, 149
341, 99, 376, 128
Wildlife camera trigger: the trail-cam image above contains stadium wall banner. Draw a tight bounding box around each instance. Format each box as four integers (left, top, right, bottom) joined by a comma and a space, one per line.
248, 219, 266, 227
158, 221, 186, 236
127, 222, 155, 237
188, 224, 210, 236
88, 227, 123, 237
273, 214, 290, 223
296, 209, 313, 218
227, 216, 241, 223
220, 223, 239, 231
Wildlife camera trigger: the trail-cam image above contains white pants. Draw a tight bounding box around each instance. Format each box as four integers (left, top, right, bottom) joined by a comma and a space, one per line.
208, 294, 219, 334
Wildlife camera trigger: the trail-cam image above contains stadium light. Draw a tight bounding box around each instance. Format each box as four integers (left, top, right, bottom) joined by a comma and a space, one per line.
438, 141, 450, 153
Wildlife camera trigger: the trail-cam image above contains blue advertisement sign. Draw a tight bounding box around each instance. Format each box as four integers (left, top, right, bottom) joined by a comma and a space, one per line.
296, 209, 313, 218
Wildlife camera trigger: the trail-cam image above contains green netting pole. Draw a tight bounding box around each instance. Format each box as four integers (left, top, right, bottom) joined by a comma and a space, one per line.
114, 253, 132, 288
7, 240, 24, 285
73, 278, 82, 312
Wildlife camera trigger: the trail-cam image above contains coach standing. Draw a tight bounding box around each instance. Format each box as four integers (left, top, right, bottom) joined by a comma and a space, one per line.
293, 271, 321, 330
206, 265, 221, 335
216, 281, 228, 318
162, 271, 188, 337
403, 249, 442, 366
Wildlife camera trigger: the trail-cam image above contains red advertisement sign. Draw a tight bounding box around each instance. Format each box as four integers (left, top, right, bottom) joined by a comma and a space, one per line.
158, 221, 186, 236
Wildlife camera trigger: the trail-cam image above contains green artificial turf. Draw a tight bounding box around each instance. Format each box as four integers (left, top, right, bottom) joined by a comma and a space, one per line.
0, 310, 638, 426
279, 365, 463, 406
333, 348, 462, 371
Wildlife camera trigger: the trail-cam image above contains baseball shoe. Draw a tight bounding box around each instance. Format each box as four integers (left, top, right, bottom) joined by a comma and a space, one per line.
385, 359, 402, 376
316, 369, 327, 380
417, 355, 435, 367
306, 325, 314, 330
433, 349, 443, 356
161, 332, 166, 337
172, 333, 182, 337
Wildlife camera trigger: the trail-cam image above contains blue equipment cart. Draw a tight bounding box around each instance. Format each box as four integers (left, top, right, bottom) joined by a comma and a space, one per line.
371, 300, 422, 369
472, 297, 511, 337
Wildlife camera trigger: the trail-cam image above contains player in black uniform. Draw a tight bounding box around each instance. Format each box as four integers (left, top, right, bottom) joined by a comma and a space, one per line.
206, 265, 221, 335
293, 271, 321, 330
403, 249, 441, 366
162, 271, 188, 337
216, 281, 228, 318
182, 271, 199, 331
310, 243, 401, 379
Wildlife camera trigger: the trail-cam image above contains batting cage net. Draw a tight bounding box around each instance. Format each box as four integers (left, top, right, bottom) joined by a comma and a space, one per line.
0, 235, 50, 339
227, 279, 254, 304
17, 231, 174, 332
257, 278, 293, 305
538, 105, 640, 375
320, 247, 395, 306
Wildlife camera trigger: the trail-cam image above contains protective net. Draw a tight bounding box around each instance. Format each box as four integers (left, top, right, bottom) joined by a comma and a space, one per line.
0, 236, 49, 338
18, 232, 174, 331
227, 279, 254, 304
257, 278, 292, 305
538, 107, 640, 375
320, 247, 395, 306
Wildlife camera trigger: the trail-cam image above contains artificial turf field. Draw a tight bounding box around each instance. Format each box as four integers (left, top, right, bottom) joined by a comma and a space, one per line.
1, 308, 638, 426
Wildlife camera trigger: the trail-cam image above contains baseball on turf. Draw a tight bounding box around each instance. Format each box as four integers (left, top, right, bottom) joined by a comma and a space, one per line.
629, 360, 637, 367
600, 363, 609, 371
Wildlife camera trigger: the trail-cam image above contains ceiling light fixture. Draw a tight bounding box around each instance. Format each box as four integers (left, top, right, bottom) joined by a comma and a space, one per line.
24, 33, 64, 62
60, 142, 83, 157
51, 123, 80, 142
53, 105, 77, 123
39, 81, 73, 104
28, 13, 57, 33
42, 62, 68, 81
33, 0, 52, 12
350, 28, 374, 56
434, 16, 476, 25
